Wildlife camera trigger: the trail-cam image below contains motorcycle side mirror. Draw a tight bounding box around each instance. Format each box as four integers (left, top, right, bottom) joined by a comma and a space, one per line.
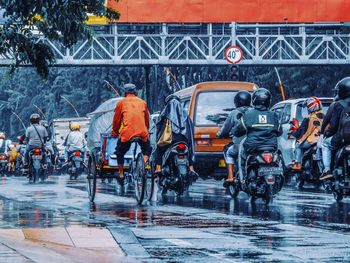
313, 120, 321, 126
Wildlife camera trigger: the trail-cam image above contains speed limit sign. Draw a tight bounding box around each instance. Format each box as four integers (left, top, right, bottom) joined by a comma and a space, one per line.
225, 46, 243, 64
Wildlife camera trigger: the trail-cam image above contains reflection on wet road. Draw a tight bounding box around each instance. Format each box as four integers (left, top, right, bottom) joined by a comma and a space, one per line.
0, 175, 349, 262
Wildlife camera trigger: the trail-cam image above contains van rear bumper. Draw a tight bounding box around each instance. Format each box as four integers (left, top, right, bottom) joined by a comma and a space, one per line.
194, 152, 226, 178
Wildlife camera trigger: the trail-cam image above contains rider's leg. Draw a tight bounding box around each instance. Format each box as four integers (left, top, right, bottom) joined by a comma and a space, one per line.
320, 136, 334, 180
140, 140, 152, 164
292, 141, 312, 170
115, 140, 131, 178
223, 145, 235, 183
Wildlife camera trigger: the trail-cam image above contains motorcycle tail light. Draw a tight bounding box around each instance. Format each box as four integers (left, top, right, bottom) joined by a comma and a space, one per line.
267, 176, 274, 183
34, 149, 41, 155
262, 152, 273, 164
178, 155, 185, 159
74, 152, 81, 157
196, 139, 211, 146
177, 143, 186, 151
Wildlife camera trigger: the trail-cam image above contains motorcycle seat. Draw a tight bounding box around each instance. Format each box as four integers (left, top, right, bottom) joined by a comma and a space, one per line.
255, 146, 276, 152
129, 137, 143, 143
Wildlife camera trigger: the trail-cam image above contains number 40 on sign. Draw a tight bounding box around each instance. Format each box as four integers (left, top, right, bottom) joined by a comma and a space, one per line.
225, 46, 243, 64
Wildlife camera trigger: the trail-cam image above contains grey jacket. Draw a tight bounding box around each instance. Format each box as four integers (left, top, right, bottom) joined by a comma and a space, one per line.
217, 106, 250, 145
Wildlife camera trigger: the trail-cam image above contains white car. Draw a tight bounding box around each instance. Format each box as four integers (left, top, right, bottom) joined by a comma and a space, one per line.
271, 97, 333, 167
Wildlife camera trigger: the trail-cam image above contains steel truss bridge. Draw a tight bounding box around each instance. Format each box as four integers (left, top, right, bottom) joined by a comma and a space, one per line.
1, 23, 350, 65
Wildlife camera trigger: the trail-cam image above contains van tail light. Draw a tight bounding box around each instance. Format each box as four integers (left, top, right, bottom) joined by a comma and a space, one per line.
74, 152, 81, 157
196, 139, 211, 146
262, 152, 273, 164
176, 143, 186, 151
34, 149, 41, 155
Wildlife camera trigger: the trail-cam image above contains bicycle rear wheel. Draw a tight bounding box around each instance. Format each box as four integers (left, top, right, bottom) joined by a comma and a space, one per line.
87, 156, 97, 202
134, 153, 146, 205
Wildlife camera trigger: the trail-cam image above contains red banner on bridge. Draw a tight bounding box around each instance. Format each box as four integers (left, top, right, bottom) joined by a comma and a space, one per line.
108, 0, 350, 23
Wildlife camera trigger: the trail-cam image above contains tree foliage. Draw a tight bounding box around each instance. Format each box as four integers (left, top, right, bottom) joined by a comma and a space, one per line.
0, 0, 119, 78
1, 65, 349, 139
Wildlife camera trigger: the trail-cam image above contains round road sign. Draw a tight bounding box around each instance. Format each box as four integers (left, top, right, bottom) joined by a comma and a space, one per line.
225, 46, 243, 64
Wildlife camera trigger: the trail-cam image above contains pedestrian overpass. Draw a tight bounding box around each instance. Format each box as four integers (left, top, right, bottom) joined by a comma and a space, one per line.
2, 23, 347, 66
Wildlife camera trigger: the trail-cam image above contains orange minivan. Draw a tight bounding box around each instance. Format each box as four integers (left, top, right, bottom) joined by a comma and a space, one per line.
174, 81, 258, 179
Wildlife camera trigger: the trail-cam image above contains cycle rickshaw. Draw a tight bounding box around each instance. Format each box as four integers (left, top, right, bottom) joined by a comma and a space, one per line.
86, 98, 153, 204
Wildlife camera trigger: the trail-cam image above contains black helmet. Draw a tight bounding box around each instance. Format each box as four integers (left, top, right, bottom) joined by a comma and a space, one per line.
252, 88, 272, 109
234, 91, 251, 108
335, 77, 350, 100
165, 94, 180, 104
123, 83, 137, 95
30, 113, 40, 124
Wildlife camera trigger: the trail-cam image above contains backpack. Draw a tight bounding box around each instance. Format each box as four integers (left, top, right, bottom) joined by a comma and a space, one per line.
338, 102, 350, 144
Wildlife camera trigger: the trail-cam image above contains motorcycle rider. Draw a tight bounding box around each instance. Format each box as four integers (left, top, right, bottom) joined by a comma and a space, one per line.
64, 122, 86, 162
233, 88, 282, 178
153, 94, 197, 179
112, 83, 152, 181
217, 90, 252, 187
41, 121, 55, 164
0, 132, 11, 156
290, 97, 324, 171
24, 114, 48, 172
320, 77, 350, 180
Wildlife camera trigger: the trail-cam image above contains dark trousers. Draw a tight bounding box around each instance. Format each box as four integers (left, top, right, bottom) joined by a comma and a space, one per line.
115, 139, 152, 165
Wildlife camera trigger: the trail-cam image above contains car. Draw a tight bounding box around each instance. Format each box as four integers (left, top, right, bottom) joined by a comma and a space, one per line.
174, 81, 258, 179
271, 97, 333, 168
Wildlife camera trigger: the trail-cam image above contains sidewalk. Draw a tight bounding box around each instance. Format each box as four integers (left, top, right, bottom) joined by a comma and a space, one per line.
0, 226, 136, 263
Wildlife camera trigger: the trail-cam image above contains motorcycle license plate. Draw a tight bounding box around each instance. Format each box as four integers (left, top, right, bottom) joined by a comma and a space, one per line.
32, 155, 42, 160
73, 157, 83, 162
258, 167, 283, 176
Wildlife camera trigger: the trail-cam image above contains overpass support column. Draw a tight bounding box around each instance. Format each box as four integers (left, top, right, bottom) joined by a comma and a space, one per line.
230, 22, 236, 45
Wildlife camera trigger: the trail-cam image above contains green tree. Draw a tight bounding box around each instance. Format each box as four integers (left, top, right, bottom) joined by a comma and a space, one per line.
0, 0, 119, 78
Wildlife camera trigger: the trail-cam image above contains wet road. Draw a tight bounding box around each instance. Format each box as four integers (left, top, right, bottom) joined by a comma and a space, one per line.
0, 175, 349, 262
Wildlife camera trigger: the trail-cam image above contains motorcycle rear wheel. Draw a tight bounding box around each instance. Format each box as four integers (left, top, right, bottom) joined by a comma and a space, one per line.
333, 190, 343, 203
263, 186, 273, 205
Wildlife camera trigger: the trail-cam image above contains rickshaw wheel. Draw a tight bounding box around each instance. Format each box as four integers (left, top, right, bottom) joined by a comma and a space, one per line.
134, 153, 146, 205
87, 156, 97, 202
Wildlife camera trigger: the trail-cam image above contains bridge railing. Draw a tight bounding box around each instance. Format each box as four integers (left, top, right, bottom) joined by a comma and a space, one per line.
1, 23, 349, 65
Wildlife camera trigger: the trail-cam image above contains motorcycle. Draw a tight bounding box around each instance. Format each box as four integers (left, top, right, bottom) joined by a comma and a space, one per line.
0, 153, 8, 177
294, 144, 323, 188
235, 146, 284, 204
326, 144, 350, 202
28, 148, 46, 183
45, 150, 55, 176
67, 151, 84, 180
158, 142, 197, 196
288, 118, 323, 188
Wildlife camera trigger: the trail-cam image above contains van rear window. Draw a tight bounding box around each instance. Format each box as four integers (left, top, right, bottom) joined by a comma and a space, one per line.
195, 91, 237, 126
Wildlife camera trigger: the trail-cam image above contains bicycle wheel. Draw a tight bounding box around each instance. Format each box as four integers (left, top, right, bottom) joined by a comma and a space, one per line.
87, 156, 97, 202
133, 153, 146, 205
146, 163, 155, 202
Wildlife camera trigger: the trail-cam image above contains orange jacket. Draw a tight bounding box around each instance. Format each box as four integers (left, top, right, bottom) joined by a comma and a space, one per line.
112, 94, 150, 142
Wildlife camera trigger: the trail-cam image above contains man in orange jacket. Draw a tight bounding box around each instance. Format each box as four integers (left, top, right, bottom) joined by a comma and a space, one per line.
112, 83, 152, 180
